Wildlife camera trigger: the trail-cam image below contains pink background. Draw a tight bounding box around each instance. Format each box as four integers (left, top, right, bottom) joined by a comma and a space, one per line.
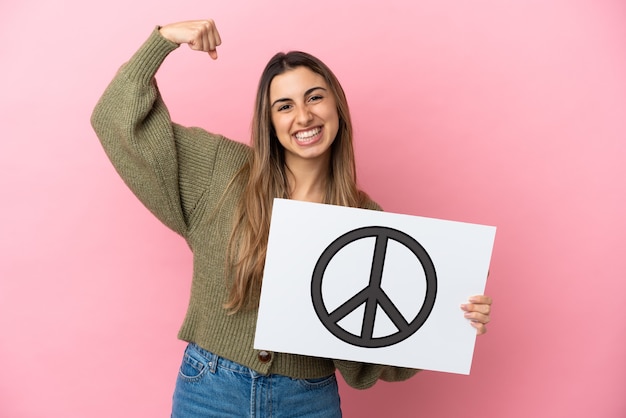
1, 1, 625, 417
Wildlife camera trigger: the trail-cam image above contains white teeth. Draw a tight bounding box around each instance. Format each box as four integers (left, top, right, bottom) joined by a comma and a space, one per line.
294, 127, 321, 141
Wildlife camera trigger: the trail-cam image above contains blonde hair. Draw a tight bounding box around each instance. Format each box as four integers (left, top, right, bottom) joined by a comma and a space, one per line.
224, 51, 368, 313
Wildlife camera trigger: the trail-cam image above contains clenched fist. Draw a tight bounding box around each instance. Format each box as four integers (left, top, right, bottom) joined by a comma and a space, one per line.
159, 19, 222, 59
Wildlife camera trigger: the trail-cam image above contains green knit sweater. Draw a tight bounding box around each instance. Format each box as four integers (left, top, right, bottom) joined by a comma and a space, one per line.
91, 27, 418, 389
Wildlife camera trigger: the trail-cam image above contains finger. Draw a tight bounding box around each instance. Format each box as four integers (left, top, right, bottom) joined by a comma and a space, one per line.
201, 21, 213, 52
206, 23, 221, 59
469, 295, 493, 305
201, 22, 213, 52
464, 311, 490, 324
207, 37, 218, 59
214, 27, 222, 47
462, 303, 491, 316
460, 302, 491, 317
471, 321, 488, 336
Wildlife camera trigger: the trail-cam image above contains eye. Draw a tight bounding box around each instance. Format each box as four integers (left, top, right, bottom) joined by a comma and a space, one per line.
277, 103, 293, 112
308, 95, 323, 103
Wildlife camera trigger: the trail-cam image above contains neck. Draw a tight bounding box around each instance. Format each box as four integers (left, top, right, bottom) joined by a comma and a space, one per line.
284, 157, 330, 203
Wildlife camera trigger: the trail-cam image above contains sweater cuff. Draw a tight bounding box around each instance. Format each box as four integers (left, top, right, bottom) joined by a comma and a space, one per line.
121, 26, 180, 85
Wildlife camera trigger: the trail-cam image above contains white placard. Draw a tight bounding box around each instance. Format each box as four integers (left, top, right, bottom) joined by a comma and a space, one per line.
254, 198, 496, 375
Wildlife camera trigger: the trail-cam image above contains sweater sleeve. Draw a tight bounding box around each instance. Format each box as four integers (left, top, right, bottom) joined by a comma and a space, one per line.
333, 359, 420, 390
90, 27, 224, 238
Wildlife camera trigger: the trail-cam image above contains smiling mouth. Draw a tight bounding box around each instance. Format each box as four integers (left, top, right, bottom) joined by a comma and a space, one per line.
293, 127, 322, 144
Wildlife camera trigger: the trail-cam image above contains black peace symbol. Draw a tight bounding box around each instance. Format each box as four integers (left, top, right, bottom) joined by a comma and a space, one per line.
311, 226, 437, 348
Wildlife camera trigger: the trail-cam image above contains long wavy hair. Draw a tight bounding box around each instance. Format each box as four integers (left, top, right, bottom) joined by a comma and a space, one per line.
224, 51, 368, 313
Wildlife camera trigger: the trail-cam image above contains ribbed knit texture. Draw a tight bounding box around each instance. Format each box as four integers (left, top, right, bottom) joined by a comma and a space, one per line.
90, 27, 419, 389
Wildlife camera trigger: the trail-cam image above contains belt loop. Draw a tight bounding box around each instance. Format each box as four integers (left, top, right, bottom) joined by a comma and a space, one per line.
208, 351, 218, 373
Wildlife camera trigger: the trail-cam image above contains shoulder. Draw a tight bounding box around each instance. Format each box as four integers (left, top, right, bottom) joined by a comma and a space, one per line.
359, 192, 383, 212
217, 134, 251, 158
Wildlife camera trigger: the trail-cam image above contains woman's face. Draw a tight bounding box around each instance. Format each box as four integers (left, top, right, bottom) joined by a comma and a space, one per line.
269, 66, 339, 168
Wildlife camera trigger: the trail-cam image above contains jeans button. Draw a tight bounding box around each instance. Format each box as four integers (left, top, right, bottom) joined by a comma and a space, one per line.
258, 351, 272, 363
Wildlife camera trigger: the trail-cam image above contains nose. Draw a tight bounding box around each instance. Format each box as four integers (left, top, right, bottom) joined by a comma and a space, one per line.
296, 104, 313, 125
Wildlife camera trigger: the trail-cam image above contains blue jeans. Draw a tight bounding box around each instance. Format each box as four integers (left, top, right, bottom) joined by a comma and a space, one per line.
172, 343, 342, 417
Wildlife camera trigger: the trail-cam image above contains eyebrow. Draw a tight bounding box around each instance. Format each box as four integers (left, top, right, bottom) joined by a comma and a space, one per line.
271, 86, 328, 108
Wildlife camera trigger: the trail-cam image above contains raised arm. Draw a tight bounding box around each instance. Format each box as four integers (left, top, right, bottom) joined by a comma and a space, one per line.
91, 20, 231, 238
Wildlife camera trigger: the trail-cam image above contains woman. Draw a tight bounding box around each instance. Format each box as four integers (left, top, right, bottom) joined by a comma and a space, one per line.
91, 19, 492, 417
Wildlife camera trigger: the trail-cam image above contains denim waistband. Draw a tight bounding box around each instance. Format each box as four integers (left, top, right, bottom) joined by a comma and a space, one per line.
175, 343, 341, 417
188, 342, 264, 377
